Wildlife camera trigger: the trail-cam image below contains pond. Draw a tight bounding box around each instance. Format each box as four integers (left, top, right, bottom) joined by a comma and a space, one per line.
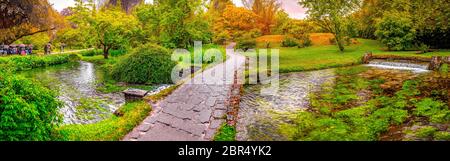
20, 61, 125, 125
236, 63, 432, 141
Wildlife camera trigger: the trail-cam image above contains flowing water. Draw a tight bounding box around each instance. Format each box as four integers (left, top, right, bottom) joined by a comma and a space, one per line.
20, 61, 125, 124
367, 60, 430, 73
236, 69, 336, 141
237, 62, 432, 141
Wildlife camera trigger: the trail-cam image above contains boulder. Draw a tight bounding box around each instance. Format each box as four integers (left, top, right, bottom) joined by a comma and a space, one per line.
123, 88, 148, 102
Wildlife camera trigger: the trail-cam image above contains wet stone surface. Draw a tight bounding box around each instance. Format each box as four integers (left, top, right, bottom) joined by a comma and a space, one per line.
123, 51, 245, 141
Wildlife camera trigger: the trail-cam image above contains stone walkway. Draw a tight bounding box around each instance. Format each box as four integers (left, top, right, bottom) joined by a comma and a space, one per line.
123, 44, 245, 141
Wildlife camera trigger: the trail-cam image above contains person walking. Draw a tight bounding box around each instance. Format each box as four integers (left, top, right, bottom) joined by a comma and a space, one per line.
27, 45, 33, 55
0, 45, 3, 56
44, 42, 52, 55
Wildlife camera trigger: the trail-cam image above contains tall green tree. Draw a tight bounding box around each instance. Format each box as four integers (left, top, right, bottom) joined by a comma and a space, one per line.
93, 8, 140, 59
136, 0, 211, 48
375, 11, 416, 51
299, 0, 360, 52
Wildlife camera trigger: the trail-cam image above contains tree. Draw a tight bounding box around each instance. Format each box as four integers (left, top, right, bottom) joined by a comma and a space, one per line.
213, 5, 260, 43
299, 0, 360, 52
208, 0, 233, 15
104, 0, 143, 13
242, 0, 281, 35
136, 0, 210, 48
93, 8, 140, 59
0, 0, 65, 44
272, 10, 290, 34
375, 12, 416, 51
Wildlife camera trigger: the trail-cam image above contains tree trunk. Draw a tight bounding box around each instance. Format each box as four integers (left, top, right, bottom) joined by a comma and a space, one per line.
335, 35, 345, 52
103, 46, 109, 59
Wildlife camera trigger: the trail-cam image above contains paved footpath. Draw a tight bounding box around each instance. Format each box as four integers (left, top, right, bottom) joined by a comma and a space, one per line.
123, 44, 245, 141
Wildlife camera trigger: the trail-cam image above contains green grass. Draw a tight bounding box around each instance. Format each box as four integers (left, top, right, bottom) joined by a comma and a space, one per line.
57, 101, 151, 141
253, 39, 450, 73
214, 123, 236, 141
0, 54, 76, 72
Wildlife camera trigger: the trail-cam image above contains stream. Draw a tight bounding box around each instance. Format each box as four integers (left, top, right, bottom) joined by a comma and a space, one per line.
20, 61, 125, 125
236, 62, 432, 141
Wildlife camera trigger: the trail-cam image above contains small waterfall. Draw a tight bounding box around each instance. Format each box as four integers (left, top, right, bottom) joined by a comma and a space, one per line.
366, 60, 430, 73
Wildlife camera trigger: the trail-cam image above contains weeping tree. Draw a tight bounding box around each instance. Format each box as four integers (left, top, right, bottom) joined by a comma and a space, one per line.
0, 0, 65, 44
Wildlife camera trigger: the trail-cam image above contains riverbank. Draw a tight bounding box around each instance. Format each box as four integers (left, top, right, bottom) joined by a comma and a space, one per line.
237, 65, 449, 141
258, 39, 450, 73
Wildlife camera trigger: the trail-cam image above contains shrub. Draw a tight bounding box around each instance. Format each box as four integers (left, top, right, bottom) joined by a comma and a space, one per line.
68, 53, 82, 61
109, 49, 127, 57
415, 126, 437, 138
0, 54, 71, 71
111, 44, 177, 84
434, 131, 450, 141
298, 37, 312, 48
80, 50, 102, 57
0, 72, 62, 141
236, 39, 257, 51
375, 12, 416, 51
281, 36, 299, 47
414, 98, 450, 123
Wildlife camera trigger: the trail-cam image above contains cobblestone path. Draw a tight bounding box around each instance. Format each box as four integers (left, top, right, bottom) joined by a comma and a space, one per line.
123, 44, 245, 141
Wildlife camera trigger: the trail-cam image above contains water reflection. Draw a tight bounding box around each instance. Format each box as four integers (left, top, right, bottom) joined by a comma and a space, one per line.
20, 61, 125, 124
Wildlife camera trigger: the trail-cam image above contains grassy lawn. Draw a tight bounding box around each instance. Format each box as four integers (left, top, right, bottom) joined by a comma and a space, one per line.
57, 101, 151, 141
259, 39, 450, 73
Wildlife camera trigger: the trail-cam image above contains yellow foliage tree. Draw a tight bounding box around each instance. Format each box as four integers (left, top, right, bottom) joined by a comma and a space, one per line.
0, 0, 65, 44
212, 5, 261, 44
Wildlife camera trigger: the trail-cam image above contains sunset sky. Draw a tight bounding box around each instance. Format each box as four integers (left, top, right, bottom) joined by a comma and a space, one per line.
48, 0, 308, 19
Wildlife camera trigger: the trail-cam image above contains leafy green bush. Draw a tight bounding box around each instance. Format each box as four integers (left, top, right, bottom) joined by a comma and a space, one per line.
68, 53, 82, 61
111, 44, 177, 84
298, 37, 313, 48
415, 126, 437, 138
414, 98, 450, 123
0, 72, 62, 141
0, 54, 72, 71
375, 12, 416, 51
80, 49, 102, 57
434, 131, 450, 141
109, 49, 127, 57
236, 39, 257, 51
281, 36, 299, 47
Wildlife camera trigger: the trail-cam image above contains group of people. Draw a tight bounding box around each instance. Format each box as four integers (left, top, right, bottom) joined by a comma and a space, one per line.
0, 44, 34, 56
1, 42, 67, 56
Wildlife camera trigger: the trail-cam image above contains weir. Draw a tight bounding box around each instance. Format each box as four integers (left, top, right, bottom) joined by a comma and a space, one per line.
362, 52, 450, 71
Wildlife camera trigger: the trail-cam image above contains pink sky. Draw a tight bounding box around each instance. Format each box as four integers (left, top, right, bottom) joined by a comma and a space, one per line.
233, 0, 307, 19
49, 0, 307, 19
